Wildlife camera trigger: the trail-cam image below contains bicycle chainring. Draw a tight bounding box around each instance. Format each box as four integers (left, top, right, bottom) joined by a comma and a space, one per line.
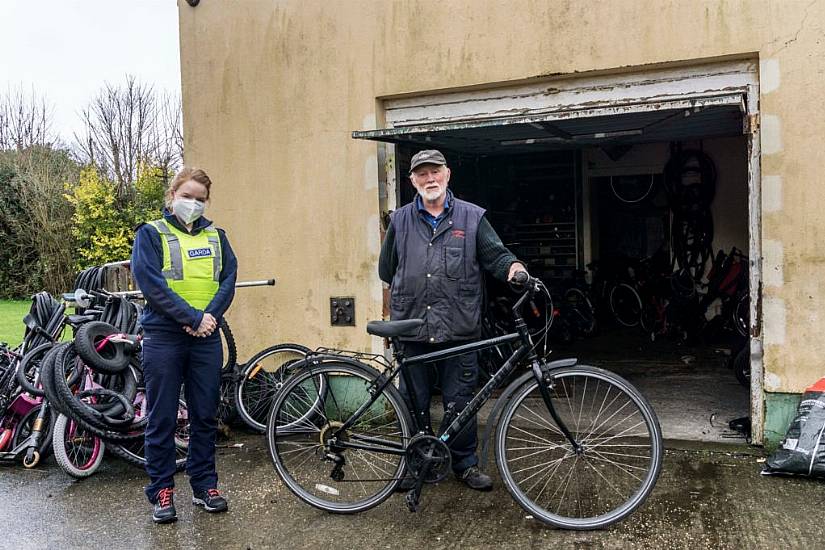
405, 434, 451, 484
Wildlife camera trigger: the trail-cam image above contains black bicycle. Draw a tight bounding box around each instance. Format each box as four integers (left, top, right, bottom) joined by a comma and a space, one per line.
266, 273, 663, 530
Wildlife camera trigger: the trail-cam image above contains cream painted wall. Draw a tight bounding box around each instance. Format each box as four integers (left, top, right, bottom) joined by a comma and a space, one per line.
178, 0, 825, 393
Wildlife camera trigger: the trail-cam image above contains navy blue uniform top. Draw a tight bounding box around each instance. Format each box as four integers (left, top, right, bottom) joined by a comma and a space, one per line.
131, 209, 238, 332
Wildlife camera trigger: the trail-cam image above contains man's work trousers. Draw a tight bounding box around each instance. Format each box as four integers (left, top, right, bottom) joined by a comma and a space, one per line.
399, 341, 480, 473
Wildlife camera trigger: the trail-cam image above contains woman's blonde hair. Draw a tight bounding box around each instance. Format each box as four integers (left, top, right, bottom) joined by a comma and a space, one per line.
165, 167, 212, 207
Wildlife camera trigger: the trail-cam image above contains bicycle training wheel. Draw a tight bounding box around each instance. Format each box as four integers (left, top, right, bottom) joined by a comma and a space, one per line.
267, 360, 413, 514
236, 343, 312, 432
495, 364, 663, 530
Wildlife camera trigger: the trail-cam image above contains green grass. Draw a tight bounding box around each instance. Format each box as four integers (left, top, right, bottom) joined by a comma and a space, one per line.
0, 299, 30, 348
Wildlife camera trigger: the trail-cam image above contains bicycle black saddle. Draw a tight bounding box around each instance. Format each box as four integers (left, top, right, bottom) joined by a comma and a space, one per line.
366, 319, 425, 338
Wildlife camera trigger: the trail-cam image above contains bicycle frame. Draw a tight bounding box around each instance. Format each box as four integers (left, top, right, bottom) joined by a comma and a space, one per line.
320, 283, 582, 459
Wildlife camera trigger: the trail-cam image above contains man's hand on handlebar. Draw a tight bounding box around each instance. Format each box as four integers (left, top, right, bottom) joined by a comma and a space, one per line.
508, 265, 543, 294
507, 262, 528, 282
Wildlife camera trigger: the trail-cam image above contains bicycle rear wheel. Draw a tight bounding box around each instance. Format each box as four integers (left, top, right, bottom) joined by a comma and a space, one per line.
495, 364, 662, 530
267, 360, 412, 514
236, 343, 312, 432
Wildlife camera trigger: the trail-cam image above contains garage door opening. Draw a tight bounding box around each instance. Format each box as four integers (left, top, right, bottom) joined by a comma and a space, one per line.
356, 60, 762, 444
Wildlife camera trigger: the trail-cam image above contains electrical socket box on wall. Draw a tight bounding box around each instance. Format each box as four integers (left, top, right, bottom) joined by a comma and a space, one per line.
330, 297, 355, 326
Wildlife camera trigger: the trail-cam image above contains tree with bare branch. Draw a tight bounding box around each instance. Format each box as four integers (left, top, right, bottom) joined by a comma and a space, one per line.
0, 86, 55, 151
74, 75, 183, 202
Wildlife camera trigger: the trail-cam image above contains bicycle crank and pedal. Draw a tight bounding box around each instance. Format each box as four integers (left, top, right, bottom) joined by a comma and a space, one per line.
403, 434, 451, 512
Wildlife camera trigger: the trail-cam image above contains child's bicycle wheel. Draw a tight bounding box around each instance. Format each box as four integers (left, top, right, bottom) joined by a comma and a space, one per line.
52, 413, 105, 479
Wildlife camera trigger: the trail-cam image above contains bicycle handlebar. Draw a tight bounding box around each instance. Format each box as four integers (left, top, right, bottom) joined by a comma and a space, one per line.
510, 272, 545, 316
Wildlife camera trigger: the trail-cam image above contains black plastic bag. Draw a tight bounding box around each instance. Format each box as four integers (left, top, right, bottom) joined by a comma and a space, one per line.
762, 378, 825, 477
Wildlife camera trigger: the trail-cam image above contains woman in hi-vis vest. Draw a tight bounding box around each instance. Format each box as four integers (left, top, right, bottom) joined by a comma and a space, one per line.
131, 167, 238, 524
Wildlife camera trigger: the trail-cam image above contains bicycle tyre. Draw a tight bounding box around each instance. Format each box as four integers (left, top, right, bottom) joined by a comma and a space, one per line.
41, 345, 143, 443
610, 174, 655, 204
495, 364, 663, 530
267, 360, 413, 514
52, 413, 105, 479
217, 373, 239, 427
74, 321, 130, 374
235, 343, 312, 432
219, 319, 237, 373
609, 284, 642, 327
733, 293, 749, 338
50, 346, 146, 436
40, 343, 76, 418
15, 342, 54, 397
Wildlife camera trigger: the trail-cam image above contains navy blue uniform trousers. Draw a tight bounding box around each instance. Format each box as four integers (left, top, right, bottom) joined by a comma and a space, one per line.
399, 342, 480, 473
142, 328, 222, 502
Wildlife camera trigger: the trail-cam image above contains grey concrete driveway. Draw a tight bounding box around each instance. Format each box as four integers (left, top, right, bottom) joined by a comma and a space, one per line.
1, 434, 823, 549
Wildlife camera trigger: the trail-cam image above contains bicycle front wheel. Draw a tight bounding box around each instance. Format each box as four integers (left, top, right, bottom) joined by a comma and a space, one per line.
267, 360, 413, 514
495, 365, 662, 530
52, 413, 105, 479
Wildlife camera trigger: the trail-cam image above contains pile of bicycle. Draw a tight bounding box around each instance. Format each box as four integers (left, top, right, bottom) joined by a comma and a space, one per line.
0, 267, 310, 479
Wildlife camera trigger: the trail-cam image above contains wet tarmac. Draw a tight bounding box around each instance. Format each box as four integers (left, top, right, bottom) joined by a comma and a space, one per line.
1, 434, 824, 550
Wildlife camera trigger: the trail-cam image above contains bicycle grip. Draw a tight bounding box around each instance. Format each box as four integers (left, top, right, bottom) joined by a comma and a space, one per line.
512, 271, 530, 285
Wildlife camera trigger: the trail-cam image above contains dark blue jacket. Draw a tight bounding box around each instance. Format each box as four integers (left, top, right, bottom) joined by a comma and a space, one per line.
388, 197, 486, 343
131, 209, 238, 333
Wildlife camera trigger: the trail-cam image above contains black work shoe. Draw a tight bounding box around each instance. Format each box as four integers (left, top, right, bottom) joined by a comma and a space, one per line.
152, 488, 177, 524
192, 488, 229, 513
456, 466, 493, 491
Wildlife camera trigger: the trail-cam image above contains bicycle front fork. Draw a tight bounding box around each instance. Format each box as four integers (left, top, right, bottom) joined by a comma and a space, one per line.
530, 361, 583, 454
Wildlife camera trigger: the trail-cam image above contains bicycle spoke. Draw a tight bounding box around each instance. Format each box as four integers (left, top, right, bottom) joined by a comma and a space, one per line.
515, 404, 565, 436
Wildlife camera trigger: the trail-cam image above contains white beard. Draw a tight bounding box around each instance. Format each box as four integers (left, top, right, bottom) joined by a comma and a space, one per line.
417, 187, 444, 202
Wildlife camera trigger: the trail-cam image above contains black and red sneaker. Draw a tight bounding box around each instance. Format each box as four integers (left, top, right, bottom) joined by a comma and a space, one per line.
192, 488, 228, 513
152, 488, 177, 524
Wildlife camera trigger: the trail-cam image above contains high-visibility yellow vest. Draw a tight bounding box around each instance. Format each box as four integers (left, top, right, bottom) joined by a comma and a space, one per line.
148, 219, 222, 310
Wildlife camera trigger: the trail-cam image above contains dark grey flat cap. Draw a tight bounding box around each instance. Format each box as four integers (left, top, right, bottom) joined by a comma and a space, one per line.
409, 149, 447, 172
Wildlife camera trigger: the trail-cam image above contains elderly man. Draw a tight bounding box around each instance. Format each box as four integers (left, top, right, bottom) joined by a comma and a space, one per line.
378, 149, 526, 491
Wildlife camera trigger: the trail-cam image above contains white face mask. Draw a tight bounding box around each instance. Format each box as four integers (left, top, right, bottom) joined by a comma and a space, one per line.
171, 198, 205, 224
